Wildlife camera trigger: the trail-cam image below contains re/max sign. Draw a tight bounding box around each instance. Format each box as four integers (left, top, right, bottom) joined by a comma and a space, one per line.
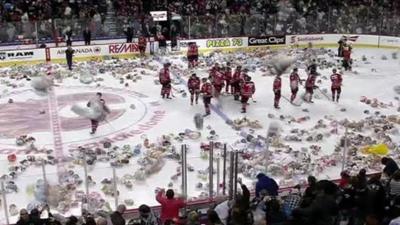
206, 38, 243, 48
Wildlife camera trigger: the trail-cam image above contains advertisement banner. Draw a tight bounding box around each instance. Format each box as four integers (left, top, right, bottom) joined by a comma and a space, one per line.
204, 37, 248, 49
50, 45, 104, 59
248, 35, 286, 46
108, 43, 140, 54
0, 49, 45, 62
150, 11, 168, 21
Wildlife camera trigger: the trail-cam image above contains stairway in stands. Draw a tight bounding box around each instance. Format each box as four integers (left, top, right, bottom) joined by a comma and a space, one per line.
103, 2, 119, 37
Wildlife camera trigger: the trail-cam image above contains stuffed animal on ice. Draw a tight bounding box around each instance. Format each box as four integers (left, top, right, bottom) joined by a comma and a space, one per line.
31, 76, 55, 95
270, 55, 296, 75
71, 98, 110, 121
80, 70, 94, 84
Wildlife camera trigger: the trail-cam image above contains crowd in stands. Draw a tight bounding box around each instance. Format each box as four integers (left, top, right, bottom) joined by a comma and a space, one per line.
1, 0, 400, 44
13, 156, 400, 225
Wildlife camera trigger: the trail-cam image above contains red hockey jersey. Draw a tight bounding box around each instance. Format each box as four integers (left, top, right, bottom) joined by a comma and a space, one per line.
273, 77, 282, 91
289, 72, 301, 90
187, 43, 198, 57
241, 81, 255, 97
159, 68, 171, 84
201, 83, 213, 97
330, 73, 343, 88
305, 74, 316, 88
138, 37, 147, 47
188, 77, 201, 89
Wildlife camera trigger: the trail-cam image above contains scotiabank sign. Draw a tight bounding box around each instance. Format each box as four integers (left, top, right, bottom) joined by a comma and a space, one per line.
109, 43, 139, 54
248, 36, 285, 46
290, 35, 324, 44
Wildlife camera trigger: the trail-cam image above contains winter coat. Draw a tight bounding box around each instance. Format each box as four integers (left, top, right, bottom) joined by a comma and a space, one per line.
255, 173, 279, 197
294, 194, 338, 225
110, 211, 126, 225
384, 158, 399, 177
229, 184, 251, 225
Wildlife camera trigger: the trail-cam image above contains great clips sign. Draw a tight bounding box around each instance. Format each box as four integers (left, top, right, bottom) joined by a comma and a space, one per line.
248, 35, 286, 46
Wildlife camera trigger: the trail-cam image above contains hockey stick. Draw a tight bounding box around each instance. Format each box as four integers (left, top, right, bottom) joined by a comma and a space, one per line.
251, 97, 257, 103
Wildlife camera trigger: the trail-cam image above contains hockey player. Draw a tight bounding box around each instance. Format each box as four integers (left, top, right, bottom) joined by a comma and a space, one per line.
159, 63, 172, 99
138, 35, 147, 57
232, 65, 243, 100
87, 92, 110, 134
210, 64, 225, 98
201, 78, 213, 116
224, 63, 232, 94
342, 45, 352, 71
330, 69, 343, 102
305, 70, 317, 103
187, 73, 201, 105
241, 76, 255, 113
273, 75, 282, 109
187, 42, 199, 68
289, 68, 302, 102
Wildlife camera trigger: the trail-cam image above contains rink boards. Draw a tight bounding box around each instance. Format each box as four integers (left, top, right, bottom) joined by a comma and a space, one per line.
0, 34, 399, 67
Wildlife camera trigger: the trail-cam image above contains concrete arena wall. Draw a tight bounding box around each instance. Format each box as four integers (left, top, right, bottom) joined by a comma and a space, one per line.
0, 34, 399, 67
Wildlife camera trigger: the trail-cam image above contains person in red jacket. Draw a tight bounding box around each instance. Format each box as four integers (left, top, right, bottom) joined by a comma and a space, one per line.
241, 76, 255, 113
138, 35, 147, 57
187, 42, 199, 68
231, 65, 243, 101
224, 64, 232, 94
305, 71, 317, 103
156, 189, 186, 224
187, 73, 201, 105
159, 63, 171, 99
201, 78, 213, 116
330, 69, 343, 102
289, 68, 302, 103
273, 75, 282, 109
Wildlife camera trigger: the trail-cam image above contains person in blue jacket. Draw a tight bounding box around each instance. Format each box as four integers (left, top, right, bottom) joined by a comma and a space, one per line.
255, 173, 279, 197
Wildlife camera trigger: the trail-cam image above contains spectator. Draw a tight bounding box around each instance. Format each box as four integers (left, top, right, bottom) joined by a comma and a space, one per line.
186, 210, 200, 225
339, 171, 351, 188
125, 26, 134, 43
83, 27, 91, 46
96, 217, 108, 225
293, 180, 339, 225
207, 209, 223, 225
382, 157, 400, 178
228, 179, 251, 225
111, 204, 126, 225
365, 174, 386, 221
300, 176, 317, 207
390, 171, 400, 197
389, 198, 400, 225
266, 198, 287, 225
214, 200, 231, 225
255, 173, 279, 197
30, 208, 46, 225
128, 204, 159, 225
66, 216, 79, 225
282, 185, 302, 218
155, 189, 185, 224
16, 209, 30, 225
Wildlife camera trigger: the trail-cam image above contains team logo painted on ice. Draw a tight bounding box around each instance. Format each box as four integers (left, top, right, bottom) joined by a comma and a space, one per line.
0, 86, 165, 154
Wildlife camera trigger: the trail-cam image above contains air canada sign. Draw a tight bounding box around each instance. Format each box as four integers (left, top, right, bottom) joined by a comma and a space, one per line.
248, 36, 286, 46
56, 46, 102, 55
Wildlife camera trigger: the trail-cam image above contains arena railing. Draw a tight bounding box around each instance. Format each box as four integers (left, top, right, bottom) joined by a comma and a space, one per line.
2, 5, 400, 47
